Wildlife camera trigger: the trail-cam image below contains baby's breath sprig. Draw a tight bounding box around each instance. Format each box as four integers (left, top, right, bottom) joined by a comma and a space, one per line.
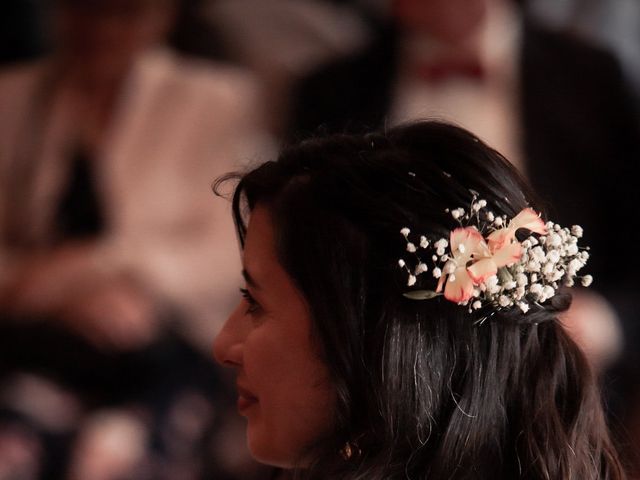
398, 198, 591, 315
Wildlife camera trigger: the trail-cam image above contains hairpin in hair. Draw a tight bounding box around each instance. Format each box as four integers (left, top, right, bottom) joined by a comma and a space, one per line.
398, 198, 591, 314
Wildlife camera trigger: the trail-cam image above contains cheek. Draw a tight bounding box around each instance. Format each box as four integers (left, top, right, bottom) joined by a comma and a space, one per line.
243, 335, 336, 467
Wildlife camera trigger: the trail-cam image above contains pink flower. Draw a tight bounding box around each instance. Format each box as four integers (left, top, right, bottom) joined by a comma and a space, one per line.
487, 208, 547, 252
436, 227, 490, 303
435, 209, 547, 304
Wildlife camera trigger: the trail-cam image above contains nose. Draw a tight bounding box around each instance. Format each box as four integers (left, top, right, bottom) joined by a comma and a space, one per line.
213, 302, 245, 368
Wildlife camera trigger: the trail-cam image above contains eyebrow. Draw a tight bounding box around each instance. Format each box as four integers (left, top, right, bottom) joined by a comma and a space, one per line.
242, 268, 261, 290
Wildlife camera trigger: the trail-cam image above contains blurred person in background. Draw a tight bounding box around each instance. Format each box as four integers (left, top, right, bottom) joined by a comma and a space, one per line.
290, 0, 640, 472
0, 0, 270, 478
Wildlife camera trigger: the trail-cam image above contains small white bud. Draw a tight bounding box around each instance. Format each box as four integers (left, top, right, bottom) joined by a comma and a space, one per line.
542, 285, 555, 299
398, 259, 406, 268
566, 244, 579, 256
571, 225, 583, 238
518, 302, 530, 313
432, 267, 442, 279
494, 217, 503, 227
407, 275, 416, 286
472, 300, 482, 310
529, 283, 543, 297
407, 243, 416, 253
420, 236, 429, 248
581, 275, 593, 287
547, 250, 560, 264
415, 263, 428, 274
400, 228, 410, 237
498, 295, 511, 307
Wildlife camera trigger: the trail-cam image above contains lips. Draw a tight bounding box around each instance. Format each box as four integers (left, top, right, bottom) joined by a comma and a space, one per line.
237, 384, 259, 413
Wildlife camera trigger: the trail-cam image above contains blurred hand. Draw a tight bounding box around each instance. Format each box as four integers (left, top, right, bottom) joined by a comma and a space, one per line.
561, 289, 623, 372
58, 275, 159, 351
1, 243, 159, 351
1, 243, 103, 316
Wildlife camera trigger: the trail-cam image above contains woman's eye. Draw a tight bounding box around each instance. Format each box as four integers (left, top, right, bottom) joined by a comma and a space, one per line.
239, 287, 261, 314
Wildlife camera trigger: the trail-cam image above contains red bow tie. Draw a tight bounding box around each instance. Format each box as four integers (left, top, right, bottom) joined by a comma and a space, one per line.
414, 59, 485, 83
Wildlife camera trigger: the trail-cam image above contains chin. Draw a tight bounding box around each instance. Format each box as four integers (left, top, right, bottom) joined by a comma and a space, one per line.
246, 428, 306, 469
248, 442, 295, 469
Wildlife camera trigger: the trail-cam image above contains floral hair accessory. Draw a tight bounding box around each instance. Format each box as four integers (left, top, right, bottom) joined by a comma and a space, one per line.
398, 197, 591, 314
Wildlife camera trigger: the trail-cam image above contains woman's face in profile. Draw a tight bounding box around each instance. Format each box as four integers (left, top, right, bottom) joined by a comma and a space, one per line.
213, 206, 336, 467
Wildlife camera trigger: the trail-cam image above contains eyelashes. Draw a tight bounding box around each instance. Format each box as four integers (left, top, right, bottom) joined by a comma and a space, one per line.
239, 287, 261, 314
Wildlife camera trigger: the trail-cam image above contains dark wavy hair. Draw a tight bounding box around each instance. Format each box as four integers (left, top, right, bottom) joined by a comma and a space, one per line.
217, 122, 625, 480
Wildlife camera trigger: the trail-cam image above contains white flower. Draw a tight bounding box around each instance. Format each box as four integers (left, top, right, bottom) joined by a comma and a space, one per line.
432, 267, 442, 279
415, 263, 428, 274
494, 217, 503, 227
485, 275, 500, 294
515, 286, 526, 299
478, 199, 487, 208
486, 212, 495, 222
407, 243, 417, 253
434, 239, 448, 249
531, 246, 546, 262
516, 273, 528, 286
571, 225, 583, 238
547, 250, 561, 264
542, 285, 555, 299
530, 273, 538, 283
408, 275, 416, 286
420, 236, 429, 248
472, 300, 482, 310
398, 259, 406, 268
504, 281, 517, 291
400, 228, 410, 237
529, 283, 543, 297
432, 255, 438, 262
443, 261, 456, 275
434, 238, 448, 256
581, 275, 593, 287
527, 260, 541, 272
548, 233, 562, 248
498, 295, 511, 307
567, 259, 584, 276
551, 269, 564, 282
566, 244, 579, 256
452, 208, 465, 219
518, 302, 530, 313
